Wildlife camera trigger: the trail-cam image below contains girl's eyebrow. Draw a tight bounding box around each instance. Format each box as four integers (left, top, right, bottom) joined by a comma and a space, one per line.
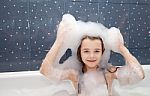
82, 48, 89, 50
95, 48, 101, 50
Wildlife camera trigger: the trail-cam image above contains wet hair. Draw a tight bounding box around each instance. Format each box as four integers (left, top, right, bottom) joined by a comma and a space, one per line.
77, 35, 105, 73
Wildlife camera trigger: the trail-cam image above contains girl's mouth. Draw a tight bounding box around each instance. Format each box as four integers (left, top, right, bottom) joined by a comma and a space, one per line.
87, 60, 96, 62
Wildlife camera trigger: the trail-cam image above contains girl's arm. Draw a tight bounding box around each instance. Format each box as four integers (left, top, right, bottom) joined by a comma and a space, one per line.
40, 38, 63, 76
40, 19, 69, 76
115, 45, 145, 85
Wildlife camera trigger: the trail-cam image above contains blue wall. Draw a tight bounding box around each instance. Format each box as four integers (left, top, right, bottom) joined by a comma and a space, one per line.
0, 0, 150, 72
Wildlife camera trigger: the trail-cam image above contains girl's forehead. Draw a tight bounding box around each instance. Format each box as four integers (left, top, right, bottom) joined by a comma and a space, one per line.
81, 38, 102, 48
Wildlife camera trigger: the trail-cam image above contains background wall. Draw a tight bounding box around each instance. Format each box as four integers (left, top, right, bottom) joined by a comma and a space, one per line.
0, 0, 149, 72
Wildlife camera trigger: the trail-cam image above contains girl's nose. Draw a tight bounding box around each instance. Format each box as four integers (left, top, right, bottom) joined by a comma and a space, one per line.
89, 52, 95, 58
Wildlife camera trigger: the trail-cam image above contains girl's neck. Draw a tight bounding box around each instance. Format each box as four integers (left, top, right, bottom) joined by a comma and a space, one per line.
86, 65, 99, 72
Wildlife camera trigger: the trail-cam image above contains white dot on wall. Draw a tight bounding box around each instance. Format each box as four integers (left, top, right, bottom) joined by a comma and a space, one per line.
48, 33, 51, 35
109, 24, 111, 27
27, 47, 29, 50
88, 3, 92, 5
141, 7, 144, 10
34, 16, 37, 19
42, 36, 45, 39
102, 6, 105, 9
11, 51, 14, 54
9, 64, 12, 67
33, 4, 36, 6
44, 4, 47, 6
145, 10, 148, 13
108, 11, 111, 14
10, 35, 13, 37
103, 17, 106, 21
7, 25, 10, 28
3, 20, 5, 22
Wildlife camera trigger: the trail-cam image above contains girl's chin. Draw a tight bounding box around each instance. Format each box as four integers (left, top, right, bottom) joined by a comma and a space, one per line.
87, 64, 98, 68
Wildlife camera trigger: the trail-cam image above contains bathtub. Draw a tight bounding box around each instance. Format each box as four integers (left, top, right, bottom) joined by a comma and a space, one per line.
0, 71, 76, 96
0, 65, 150, 96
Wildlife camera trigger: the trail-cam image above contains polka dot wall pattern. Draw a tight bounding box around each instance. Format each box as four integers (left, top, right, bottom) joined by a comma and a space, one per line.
0, 0, 149, 72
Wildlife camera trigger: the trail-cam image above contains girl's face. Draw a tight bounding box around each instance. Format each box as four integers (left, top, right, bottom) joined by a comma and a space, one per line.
80, 38, 103, 69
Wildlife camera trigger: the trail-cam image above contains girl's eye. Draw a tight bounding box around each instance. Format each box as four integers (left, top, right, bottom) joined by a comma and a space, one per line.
95, 50, 100, 53
84, 50, 89, 53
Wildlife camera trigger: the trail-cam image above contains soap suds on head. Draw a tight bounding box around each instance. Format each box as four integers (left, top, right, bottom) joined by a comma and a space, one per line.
51, 13, 124, 78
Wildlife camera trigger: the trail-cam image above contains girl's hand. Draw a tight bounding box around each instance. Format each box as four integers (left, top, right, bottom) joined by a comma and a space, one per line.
107, 27, 124, 53
56, 14, 76, 41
